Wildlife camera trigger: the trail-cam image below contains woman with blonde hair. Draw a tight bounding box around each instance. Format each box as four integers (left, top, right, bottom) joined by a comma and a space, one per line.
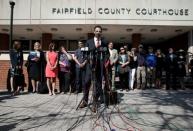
27, 42, 45, 93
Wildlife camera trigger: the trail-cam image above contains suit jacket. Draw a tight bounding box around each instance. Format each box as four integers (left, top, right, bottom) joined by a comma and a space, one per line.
165, 53, 178, 72
86, 37, 109, 63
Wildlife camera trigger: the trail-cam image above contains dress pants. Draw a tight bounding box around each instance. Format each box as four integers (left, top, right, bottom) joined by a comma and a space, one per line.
83, 60, 108, 105
166, 70, 177, 90
75, 67, 85, 92
59, 71, 70, 92
136, 66, 146, 88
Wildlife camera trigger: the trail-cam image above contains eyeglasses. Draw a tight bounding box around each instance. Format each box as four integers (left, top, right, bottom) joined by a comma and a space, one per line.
120, 48, 125, 50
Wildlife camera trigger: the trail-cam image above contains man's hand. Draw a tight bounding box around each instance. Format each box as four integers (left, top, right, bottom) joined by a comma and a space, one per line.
110, 62, 114, 66
105, 60, 110, 68
31, 57, 39, 62
121, 63, 126, 68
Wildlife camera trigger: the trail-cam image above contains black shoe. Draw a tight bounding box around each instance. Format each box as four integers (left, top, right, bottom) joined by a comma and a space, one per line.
74, 90, 80, 94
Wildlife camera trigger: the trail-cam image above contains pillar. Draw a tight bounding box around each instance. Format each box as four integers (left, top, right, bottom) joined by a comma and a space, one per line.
42, 33, 52, 50
0, 33, 9, 50
132, 33, 141, 48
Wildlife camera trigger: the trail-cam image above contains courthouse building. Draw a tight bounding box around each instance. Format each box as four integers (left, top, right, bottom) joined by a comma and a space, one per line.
0, 0, 193, 90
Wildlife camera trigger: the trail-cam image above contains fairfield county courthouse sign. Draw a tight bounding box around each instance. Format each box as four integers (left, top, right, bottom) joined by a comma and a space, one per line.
1, 0, 193, 25
52, 8, 189, 16
39, 0, 193, 21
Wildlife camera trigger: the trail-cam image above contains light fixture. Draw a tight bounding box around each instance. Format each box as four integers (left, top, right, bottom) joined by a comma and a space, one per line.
1, 28, 9, 32
120, 37, 125, 40
175, 29, 182, 32
59, 36, 65, 39
9, 0, 15, 5
126, 28, 133, 32
76, 28, 82, 31
51, 28, 58, 31
80, 36, 85, 39
150, 29, 158, 32
26, 28, 33, 32
102, 28, 108, 31
20, 37, 26, 39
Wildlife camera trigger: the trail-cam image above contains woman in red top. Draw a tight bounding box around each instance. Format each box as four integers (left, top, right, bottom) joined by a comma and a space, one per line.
45, 43, 58, 95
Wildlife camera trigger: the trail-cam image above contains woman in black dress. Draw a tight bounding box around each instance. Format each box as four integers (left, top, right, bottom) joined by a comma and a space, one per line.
28, 42, 45, 93
155, 49, 165, 88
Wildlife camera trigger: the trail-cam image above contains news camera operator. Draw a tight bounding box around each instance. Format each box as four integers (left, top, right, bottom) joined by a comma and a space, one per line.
79, 25, 110, 113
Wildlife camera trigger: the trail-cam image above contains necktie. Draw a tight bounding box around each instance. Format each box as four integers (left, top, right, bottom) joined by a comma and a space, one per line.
96, 39, 100, 48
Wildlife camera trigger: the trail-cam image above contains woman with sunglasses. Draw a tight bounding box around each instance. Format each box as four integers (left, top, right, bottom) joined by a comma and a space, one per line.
118, 47, 130, 91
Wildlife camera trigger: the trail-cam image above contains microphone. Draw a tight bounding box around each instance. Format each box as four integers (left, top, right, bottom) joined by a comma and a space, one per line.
80, 47, 89, 52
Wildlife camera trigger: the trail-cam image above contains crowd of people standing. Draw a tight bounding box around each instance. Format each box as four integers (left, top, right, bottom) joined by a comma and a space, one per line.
8, 27, 193, 98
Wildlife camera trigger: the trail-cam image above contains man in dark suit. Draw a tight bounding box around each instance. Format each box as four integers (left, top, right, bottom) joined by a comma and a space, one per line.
79, 25, 109, 112
165, 48, 178, 90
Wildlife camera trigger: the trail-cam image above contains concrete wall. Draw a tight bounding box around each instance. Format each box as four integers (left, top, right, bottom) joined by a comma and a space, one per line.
0, 0, 193, 26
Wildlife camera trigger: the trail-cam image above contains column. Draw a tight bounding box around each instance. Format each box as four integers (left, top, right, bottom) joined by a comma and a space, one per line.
132, 33, 141, 48
41, 33, 52, 50
0, 33, 9, 50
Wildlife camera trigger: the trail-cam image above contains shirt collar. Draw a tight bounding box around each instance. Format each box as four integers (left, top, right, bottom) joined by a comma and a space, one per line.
94, 37, 101, 41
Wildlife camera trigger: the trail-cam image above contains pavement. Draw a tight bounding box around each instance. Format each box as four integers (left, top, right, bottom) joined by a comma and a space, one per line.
0, 89, 193, 131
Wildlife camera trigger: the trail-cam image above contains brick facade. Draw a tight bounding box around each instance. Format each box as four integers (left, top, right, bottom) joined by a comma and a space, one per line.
0, 60, 60, 91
